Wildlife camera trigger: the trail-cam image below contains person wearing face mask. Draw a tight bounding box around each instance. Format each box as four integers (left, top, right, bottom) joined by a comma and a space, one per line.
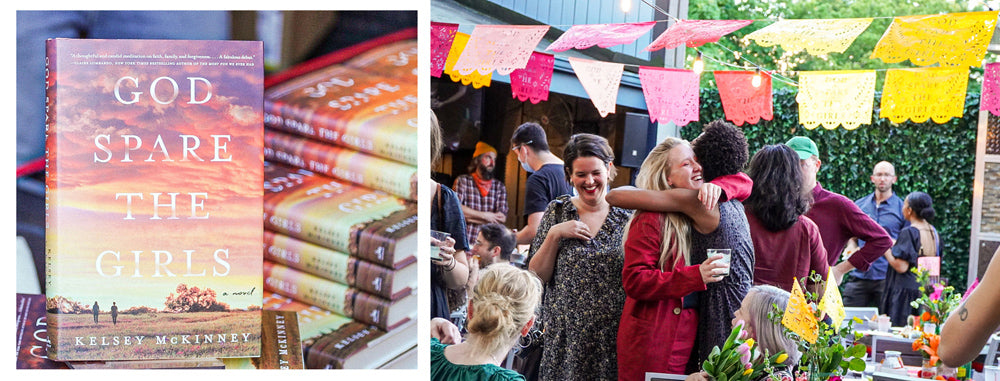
526, 133, 630, 380
510, 122, 573, 245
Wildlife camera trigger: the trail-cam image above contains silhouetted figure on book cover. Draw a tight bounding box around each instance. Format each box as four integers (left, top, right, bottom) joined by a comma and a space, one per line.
111, 302, 118, 325
92, 301, 99, 324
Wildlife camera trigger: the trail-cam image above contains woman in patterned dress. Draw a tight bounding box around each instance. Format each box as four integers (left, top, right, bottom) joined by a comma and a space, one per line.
527, 133, 629, 380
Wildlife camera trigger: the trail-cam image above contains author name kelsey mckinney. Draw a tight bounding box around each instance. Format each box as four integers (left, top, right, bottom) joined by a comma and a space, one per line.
74, 333, 254, 346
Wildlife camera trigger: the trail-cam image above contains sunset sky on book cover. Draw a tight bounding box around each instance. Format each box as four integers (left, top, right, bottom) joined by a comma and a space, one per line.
45, 38, 264, 361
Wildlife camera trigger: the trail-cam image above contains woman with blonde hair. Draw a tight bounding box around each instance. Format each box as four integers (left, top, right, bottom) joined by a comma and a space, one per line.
430, 265, 543, 381
617, 137, 729, 380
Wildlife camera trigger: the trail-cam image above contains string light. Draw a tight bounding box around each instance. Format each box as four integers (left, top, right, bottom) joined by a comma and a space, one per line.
752, 68, 762, 88
693, 51, 704, 75
621, 0, 632, 13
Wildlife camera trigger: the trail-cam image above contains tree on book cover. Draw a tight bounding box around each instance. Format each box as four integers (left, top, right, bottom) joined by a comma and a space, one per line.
264, 230, 416, 300
343, 39, 416, 80
44, 38, 264, 361
263, 162, 417, 269
263, 260, 413, 331
264, 128, 417, 201
263, 65, 417, 165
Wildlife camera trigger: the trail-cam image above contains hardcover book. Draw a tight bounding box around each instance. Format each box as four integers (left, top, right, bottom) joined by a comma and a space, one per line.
16, 293, 69, 369
44, 38, 264, 361
263, 162, 417, 269
264, 230, 417, 300
263, 260, 415, 331
262, 291, 353, 345
264, 128, 417, 201
66, 358, 227, 369
343, 39, 417, 80
263, 65, 417, 165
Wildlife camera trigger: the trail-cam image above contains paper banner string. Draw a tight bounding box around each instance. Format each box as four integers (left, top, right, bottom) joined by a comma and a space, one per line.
918, 256, 941, 277
444, 32, 493, 89
871, 11, 999, 67
431, 22, 459, 78
714, 70, 773, 126
569, 57, 624, 117
983, 62, 1000, 117
638, 66, 699, 125
547, 21, 656, 52
796, 70, 876, 130
453, 25, 549, 76
782, 279, 819, 344
510, 51, 555, 104
745, 18, 874, 56
880, 67, 969, 124
644, 19, 753, 51
818, 268, 846, 332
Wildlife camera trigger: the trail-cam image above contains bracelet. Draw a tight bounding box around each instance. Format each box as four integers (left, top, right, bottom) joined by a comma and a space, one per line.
443, 258, 457, 271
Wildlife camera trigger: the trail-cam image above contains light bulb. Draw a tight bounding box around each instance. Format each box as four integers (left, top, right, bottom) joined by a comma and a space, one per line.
621, 0, 631, 12
752, 69, 762, 88
693, 52, 704, 75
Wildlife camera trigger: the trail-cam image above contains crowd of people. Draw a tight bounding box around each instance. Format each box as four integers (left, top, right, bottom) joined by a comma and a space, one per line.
428, 112, 989, 381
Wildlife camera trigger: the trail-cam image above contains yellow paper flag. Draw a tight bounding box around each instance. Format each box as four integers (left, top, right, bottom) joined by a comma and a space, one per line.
796, 70, 876, 130
818, 268, 846, 331
746, 18, 874, 56
880, 67, 968, 124
444, 32, 492, 89
782, 278, 818, 344
871, 11, 998, 67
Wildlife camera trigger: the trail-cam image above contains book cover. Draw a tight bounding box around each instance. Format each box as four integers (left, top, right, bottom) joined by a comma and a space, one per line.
305, 318, 417, 369
263, 260, 415, 331
264, 230, 417, 300
378, 345, 418, 369
343, 39, 417, 80
16, 293, 69, 369
264, 128, 417, 201
263, 162, 417, 269
263, 65, 417, 165
262, 291, 352, 345
44, 38, 264, 361
66, 358, 227, 369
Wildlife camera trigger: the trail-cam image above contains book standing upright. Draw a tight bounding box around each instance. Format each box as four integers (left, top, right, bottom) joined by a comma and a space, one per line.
44, 38, 265, 361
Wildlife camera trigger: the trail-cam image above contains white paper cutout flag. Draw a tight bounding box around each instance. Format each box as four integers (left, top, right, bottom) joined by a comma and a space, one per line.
569, 57, 624, 117
453, 25, 549, 76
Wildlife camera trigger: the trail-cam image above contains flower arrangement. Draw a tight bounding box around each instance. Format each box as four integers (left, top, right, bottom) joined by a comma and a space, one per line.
785, 273, 868, 381
702, 320, 788, 381
912, 330, 940, 368
910, 267, 961, 328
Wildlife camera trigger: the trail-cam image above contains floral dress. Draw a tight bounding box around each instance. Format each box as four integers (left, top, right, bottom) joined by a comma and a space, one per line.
527, 195, 630, 381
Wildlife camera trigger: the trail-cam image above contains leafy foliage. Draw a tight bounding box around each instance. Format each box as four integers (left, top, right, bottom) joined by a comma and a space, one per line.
682, 88, 978, 293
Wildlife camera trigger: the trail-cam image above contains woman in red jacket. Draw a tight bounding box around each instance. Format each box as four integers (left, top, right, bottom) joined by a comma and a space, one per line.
616, 137, 729, 380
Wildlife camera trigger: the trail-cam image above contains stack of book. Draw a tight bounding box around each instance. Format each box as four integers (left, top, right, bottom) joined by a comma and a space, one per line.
259, 31, 418, 369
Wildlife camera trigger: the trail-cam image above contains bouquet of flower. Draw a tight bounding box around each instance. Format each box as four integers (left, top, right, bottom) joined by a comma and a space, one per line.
786, 273, 868, 381
910, 267, 961, 326
702, 320, 788, 381
912, 331, 940, 368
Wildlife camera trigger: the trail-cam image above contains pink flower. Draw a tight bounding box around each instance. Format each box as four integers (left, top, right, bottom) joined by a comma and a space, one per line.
737, 342, 751, 365
930, 284, 944, 301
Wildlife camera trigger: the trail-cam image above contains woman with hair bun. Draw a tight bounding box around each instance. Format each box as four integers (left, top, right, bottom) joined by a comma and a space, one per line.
430, 265, 543, 381
881, 191, 940, 327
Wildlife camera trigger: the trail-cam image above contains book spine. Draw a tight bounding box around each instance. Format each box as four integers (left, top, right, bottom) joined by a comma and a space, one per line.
258, 310, 304, 369
349, 205, 418, 268
42, 38, 62, 359
263, 261, 395, 331
264, 129, 417, 201
304, 322, 384, 369
264, 230, 400, 300
262, 291, 353, 345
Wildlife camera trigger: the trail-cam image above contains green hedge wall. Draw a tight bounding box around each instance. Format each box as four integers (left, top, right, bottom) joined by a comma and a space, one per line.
680, 88, 979, 292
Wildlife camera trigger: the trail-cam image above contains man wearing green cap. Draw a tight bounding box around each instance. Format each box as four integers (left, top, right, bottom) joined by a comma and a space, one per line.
786, 136, 893, 284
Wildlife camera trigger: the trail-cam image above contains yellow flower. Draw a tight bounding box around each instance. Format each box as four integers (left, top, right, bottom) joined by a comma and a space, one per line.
776, 353, 789, 364
743, 368, 753, 376
852, 316, 864, 324
745, 338, 755, 349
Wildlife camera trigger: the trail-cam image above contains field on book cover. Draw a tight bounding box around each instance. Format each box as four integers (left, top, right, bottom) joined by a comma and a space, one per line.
48, 311, 260, 359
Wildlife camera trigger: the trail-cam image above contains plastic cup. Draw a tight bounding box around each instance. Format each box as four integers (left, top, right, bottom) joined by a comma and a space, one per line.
708, 248, 732, 276
877, 315, 891, 332
430, 230, 450, 260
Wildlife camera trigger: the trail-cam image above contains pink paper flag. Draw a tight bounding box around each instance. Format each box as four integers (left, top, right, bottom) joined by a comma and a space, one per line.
569, 57, 624, 117
510, 52, 555, 104
547, 21, 656, 52
918, 256, 941, 277
983, 62, 1000, 116
639, 66, 700, 126
453, 25, 549, 76
645, 19, 754, 51
715, 70, 774, 126
431, 22, 460, 78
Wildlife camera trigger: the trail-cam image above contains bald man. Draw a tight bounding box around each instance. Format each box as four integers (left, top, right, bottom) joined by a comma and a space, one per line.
843, 161, 909, 308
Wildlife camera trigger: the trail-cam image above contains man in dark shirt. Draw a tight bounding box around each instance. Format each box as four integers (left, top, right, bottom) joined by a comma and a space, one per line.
510, 122, 572, 245
844, 161, 908, 308
787, 136, 892, 284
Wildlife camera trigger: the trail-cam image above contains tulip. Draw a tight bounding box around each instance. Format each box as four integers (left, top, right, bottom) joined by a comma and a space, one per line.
743, 367, 753, 376
775, 353, 788, 364
930, 284, 944, 301
745, 338, 755, 350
